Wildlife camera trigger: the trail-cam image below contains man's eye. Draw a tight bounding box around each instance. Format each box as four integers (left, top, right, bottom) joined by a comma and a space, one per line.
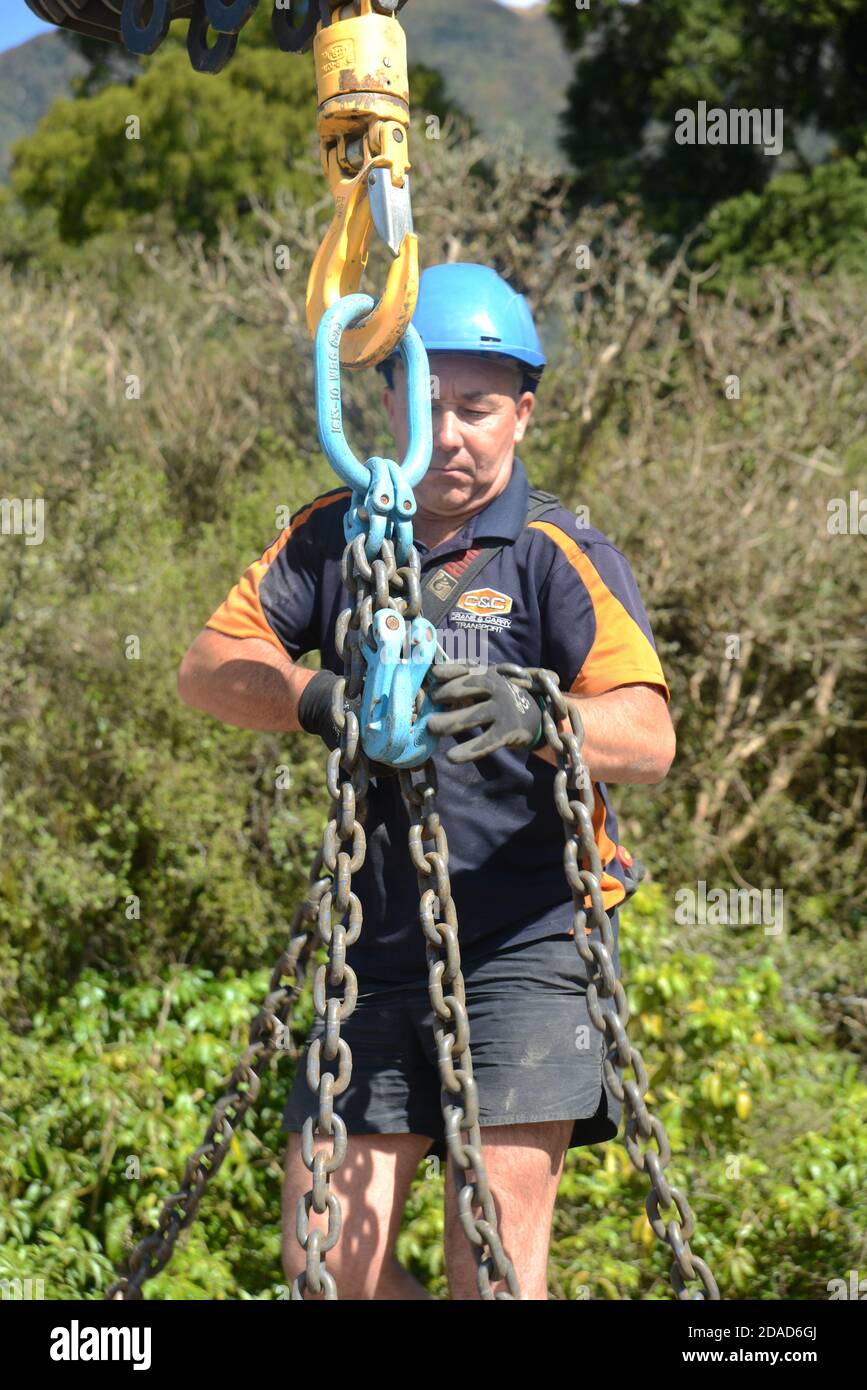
430, 404, 491, 420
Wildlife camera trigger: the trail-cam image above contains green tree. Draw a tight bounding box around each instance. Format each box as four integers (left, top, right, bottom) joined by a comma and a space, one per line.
549, 0, 867, 236
9, 41, 320, 246
698, 137, 867, 278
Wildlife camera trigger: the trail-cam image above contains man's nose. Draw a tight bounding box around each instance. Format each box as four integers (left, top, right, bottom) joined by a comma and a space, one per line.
432, 406, 462, 449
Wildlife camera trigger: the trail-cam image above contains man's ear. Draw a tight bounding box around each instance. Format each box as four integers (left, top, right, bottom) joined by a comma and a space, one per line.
513, 390, 535, 443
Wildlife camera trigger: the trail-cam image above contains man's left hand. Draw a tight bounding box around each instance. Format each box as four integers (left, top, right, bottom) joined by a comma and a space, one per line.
426, 660, 544, 763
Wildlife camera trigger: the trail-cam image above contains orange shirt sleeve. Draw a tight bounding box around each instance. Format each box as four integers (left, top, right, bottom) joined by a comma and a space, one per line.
532, 522, 670, 702
205, 492, 347, 658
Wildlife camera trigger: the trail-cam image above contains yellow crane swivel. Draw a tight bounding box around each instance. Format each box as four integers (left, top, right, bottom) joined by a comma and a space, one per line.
306, 0, 420, 368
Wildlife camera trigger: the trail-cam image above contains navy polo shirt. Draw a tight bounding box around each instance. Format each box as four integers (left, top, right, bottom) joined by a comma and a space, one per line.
207, 455, 670, 982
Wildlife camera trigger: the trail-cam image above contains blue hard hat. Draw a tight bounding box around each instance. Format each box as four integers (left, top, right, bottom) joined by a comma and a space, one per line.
378, 262, 546, 388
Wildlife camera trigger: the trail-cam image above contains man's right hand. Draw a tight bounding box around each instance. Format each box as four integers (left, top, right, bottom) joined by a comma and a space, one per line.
297, 669, 399, 779
296, 669, 344, 751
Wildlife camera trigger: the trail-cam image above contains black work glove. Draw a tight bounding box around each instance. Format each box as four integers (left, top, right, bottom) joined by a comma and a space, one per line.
297, 669, 399, 778
425, 660, 545, 764
297, 669, 343, 751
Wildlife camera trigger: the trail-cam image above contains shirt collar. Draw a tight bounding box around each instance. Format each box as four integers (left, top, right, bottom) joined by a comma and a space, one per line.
471, 453, 530, 543
414, 523, 474, 559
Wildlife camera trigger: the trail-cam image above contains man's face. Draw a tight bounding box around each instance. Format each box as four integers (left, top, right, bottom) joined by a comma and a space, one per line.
382, 352, 536, 518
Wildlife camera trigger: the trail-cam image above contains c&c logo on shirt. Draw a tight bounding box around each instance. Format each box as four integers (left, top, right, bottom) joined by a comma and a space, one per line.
456, 588, 513, 617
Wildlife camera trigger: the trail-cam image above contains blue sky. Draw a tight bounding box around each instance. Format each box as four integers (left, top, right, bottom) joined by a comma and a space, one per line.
1, 1, 54, 54
0, 0, 551, 56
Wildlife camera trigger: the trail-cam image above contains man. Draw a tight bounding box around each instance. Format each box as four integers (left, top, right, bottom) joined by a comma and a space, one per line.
178, 262, 675, 1300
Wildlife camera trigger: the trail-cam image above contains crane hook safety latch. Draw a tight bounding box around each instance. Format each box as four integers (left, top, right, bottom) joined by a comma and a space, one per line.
360, 609, 438, 769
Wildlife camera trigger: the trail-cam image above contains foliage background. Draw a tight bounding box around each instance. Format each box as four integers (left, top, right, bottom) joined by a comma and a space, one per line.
0, 1, 864, 1300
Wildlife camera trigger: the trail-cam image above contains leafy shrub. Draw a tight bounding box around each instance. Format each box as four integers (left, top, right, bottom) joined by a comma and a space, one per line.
698, 148, 867, 280
1, 886, 864, 1300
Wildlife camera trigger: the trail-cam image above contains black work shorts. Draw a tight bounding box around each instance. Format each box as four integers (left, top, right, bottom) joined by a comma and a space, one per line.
281, 927, 624, 1162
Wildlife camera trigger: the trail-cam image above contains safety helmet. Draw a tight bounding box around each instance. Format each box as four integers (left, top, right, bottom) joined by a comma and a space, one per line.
377, 262, 546, 393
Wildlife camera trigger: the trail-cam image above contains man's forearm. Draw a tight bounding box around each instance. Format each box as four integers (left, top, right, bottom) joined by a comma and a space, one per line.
531, 685, 674, 784
179, 632, 317, 732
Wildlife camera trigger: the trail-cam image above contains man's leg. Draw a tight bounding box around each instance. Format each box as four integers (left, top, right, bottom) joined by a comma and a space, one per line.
443, 1118, 572, 1300
282, 1129, 435, 1300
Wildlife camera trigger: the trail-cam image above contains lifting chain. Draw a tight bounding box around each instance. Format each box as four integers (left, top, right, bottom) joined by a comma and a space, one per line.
495, 664, 721, 1302
103, 908, 318, 1298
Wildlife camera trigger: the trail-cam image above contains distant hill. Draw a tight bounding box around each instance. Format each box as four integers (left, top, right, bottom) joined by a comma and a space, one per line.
402, 0, 570, 169
0, 32, 85, 179
0, 0, 570, 180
